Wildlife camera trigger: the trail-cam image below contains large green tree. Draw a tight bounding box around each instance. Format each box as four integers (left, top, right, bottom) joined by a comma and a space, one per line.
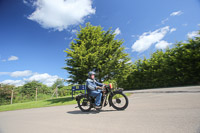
64, 23, 132, 86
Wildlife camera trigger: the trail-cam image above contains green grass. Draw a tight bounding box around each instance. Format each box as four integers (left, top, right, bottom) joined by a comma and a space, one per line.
125, 93, 132, 97
0, 96, 76, 112
0, 93, 132, 112
112, 92, 132, 99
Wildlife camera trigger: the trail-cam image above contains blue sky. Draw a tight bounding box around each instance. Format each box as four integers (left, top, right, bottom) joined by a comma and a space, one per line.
0, 0, 200, 86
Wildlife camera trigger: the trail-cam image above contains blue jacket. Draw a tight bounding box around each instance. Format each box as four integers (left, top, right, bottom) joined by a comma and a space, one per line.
86, 78, 103, 93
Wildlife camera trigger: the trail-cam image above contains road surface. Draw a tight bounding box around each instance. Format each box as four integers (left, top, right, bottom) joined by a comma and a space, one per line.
0, 86, 200, 133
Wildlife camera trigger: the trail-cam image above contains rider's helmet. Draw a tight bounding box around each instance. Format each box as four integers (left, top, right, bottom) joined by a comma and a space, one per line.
88, 71, 96, 78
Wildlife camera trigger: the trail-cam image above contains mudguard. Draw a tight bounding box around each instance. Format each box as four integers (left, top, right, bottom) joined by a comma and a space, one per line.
108, 93, 113, 106
75, 93, 88, 101
114, 88, 124, 93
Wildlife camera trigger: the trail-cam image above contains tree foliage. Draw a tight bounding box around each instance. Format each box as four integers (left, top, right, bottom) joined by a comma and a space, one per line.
64, 23, 132, 86
126, 32, 200, 89
20, 81, 50, 99
0, 84, 15, 105
51, 78, 64, 89
0, 81, 69, 105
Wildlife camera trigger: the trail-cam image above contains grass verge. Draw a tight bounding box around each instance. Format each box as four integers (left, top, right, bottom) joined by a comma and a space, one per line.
0, 96, 76, 112
0, 93, 132, 112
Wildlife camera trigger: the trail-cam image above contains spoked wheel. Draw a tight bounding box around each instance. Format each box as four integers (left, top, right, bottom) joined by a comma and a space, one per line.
77, 97, 92, 112
110, 92, 128, 110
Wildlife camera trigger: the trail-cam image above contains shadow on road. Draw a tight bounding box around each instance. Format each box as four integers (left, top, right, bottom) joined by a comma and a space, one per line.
67, 109, 117, 114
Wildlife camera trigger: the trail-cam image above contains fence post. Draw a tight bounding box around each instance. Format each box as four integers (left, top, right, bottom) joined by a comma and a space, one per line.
36, 88, 38, 101
56, 86, 58, 98
11, 89, 14, 104
51, 90, 55, 99
72, 87, 74, 99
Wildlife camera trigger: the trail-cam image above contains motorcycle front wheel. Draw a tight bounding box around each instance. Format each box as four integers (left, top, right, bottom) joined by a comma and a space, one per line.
77, 97, 92, 112
110, 92, 129, 110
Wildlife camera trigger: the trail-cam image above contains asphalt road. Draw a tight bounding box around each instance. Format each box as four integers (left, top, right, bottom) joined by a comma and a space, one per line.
0, 86, 200, 133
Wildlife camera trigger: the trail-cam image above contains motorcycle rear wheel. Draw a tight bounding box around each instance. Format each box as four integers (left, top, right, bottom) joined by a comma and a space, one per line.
110, 92, 128, 110
77, 97, 92, 112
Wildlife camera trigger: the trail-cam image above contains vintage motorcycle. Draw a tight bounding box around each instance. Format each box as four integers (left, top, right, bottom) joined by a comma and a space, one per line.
75, 84, 129, 112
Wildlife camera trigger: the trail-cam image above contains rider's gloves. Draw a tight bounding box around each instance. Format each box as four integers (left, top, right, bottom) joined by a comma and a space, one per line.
96, 86, 102, 90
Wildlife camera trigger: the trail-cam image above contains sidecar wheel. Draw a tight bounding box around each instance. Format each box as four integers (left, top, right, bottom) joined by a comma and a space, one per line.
77, 97, 92, 112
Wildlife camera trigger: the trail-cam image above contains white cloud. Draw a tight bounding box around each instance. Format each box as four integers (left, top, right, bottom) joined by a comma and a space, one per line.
8, 56, 19, 61
170, 28, 176, 33
198, 24, 200, 27
1, 55, 19, 62
23, 0, 28, 4
131, 35, 136, 37
71, 29, 77, 34
23, 0, 34, 6
182, 23, 188, 27
170, 11, 183, 16
0, 80, 25, 87
132, 26, 170, 52
131, 35, 139, 38
25, 73, 60, 86
69, 36, 73, 40
10, 70, 33, 77
119, 59, 132, 64
125, 47, 130, 50
155, 40, 172, 49
187, 31, 200, 38
161, 18, 169, 24
0, 72, 10, 76
0, 71, 61, 86
114, 27, 121, 36
0, 70, 33, 77
27, 0, 95, 31
125, 60, 132, 64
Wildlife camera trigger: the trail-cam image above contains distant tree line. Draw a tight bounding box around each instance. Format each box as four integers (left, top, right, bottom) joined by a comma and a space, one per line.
125, 32, 200, 89
0, 79, 74, 105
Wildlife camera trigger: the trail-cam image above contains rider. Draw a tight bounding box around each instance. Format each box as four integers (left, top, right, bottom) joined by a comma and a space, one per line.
86, 71, 104, 109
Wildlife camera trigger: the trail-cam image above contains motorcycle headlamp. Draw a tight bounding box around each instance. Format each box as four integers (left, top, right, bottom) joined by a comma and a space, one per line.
109, 83, 113, 89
